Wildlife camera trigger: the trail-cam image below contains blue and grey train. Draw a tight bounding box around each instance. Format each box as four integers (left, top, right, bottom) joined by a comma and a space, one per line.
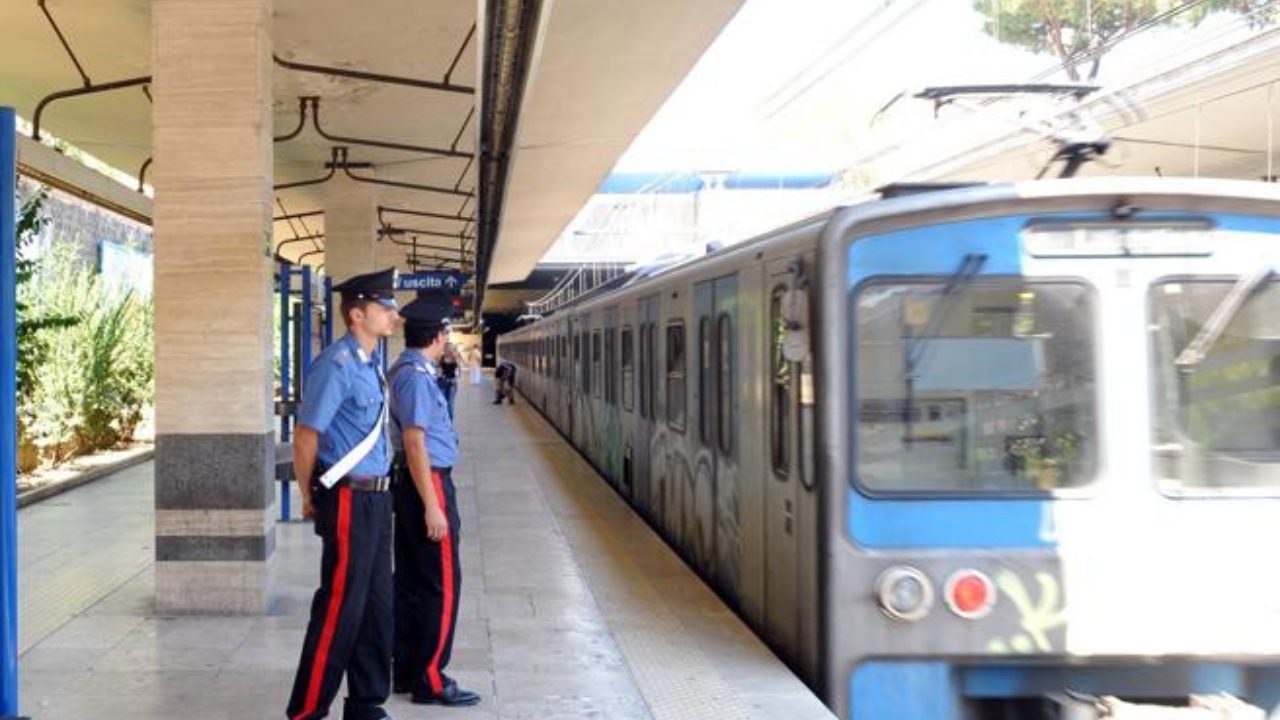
497, 178, 1280, 719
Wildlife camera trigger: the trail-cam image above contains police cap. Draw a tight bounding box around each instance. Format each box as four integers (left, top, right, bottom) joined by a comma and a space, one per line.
332, 268, 398, 307
399, 290, 452, 332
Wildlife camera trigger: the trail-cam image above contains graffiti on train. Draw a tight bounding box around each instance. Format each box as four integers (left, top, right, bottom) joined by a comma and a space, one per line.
650, 429, 743, 603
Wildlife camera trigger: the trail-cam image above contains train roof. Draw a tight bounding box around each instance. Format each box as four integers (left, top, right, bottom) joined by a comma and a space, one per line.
504, 177, 1280, 333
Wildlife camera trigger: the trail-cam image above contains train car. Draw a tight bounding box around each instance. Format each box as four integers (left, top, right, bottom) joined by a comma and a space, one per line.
497, 178, 1280, 720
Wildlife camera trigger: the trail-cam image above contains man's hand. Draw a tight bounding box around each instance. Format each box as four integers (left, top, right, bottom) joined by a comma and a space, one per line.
424, 504, 449, 542
293, 426, 320, 523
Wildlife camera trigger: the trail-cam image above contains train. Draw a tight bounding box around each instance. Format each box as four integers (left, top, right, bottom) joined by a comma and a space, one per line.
495, 178, 1280, 720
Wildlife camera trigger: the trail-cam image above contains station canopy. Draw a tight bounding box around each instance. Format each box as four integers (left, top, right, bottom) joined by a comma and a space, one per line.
0, 0, 747, 295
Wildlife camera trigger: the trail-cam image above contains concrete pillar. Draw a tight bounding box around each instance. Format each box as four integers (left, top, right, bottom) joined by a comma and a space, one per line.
322, 173, 407, 354
322, 174, 378, 281
152, 0, 275, 613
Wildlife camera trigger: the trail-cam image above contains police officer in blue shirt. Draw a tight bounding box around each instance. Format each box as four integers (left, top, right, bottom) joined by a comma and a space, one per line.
286, 268, 400, 720
388, 292, 480, 707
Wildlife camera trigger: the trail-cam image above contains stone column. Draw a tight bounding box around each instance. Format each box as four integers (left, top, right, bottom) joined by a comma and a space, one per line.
322, 173, 378, 282
152, 0, 275, 613
322, 173, 403, 353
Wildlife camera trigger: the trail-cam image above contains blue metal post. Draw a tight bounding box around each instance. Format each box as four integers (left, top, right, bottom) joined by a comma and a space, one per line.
300, 265, 313, 388
279, 264, 291, 441
0, 107, 22, 718
278, 265, 292, 522
322, 275, 333, 348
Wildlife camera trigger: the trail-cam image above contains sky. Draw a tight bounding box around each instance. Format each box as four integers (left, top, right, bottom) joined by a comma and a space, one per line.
613, 0, 1276, 180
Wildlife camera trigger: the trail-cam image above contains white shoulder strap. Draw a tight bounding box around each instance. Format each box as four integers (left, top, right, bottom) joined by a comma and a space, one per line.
317, 363, 389, 488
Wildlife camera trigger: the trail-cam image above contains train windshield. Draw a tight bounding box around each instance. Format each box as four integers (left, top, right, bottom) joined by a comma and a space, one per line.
1149, 276, 1280, 493
854, 280, 1097, 493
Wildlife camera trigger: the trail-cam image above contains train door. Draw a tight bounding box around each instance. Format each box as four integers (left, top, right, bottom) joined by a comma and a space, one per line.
693, 280, 718, 573
620, 303, 636, 500
710, 275, 746, 607
633, 295, 659, 521
558, 323, 569, 433
603, 306, 622, 487
577, 312, 593, 450
568, 315, 579, 440
761, 256, 816, 663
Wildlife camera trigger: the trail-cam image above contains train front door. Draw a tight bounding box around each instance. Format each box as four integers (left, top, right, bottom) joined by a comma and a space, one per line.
761, 256, 814, 661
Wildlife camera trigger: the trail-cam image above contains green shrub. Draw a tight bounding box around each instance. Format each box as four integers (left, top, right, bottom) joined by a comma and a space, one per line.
15, 191, 76, 401
17, 232, 154, 464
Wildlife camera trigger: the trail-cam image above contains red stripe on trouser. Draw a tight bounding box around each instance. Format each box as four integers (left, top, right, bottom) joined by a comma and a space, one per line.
425, 471, 455, 694
294, 488, 352, 720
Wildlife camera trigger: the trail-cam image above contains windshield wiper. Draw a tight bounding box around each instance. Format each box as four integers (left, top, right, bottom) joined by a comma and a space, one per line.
906, 253, 988, 377
1174, 267, 1274, 371
902, 254, 986, 444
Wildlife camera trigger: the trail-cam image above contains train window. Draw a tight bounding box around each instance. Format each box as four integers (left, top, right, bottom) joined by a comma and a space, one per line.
573, 333, 581, 392
647, 323, 658, 421
622, 326, 634, 411
666, 322, 687, 432
770, 286, 791, 476
717, 313, 733, 456
581, 331, 591, 395
638, 324, 650, 418
853, 279, 1097, 493
605, 328, 617, 405
699, 316, 712, 444
592, 331, 602, 399
1149, 276, 1280, 494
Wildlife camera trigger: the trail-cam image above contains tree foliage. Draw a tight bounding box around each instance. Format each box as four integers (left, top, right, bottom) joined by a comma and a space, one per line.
15, 194, 153, 467
15, 190, 77, 401
972, 0, 1276, 81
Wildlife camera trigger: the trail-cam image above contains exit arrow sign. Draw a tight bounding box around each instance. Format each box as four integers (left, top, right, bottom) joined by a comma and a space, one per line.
396, 273, 471, 293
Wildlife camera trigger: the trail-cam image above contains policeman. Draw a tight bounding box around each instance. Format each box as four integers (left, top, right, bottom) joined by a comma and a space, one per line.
388, 292, 480, 706
286, 268, 400, 720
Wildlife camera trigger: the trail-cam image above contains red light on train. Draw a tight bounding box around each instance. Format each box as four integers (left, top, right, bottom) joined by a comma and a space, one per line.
944, 569, 996, 619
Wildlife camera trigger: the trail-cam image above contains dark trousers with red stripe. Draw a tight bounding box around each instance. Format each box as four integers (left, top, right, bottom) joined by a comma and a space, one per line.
287, 485, 394, 720
392, 465, 462, 697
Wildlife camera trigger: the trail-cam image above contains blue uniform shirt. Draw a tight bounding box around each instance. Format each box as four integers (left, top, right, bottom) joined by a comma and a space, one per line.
389, 349, 459, 468
297, 334, 391, 477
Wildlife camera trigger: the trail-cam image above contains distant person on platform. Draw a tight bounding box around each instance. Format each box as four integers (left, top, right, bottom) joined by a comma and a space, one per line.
493, 360, 517, 405
386, 292, 481, 707
466, 345, 483, 386
286, 267, 399, 720
438, 342, 460, 419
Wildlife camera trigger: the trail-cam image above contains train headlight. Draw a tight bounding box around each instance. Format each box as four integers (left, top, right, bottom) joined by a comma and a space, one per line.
943, 569, 997, 619
875, 566, 934, 622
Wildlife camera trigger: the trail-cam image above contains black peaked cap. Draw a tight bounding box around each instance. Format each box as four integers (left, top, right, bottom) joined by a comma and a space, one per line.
332, 268, 398, 305
399, 290, 452, 330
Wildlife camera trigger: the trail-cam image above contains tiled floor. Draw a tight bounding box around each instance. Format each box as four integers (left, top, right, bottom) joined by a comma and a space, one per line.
18, 380, 834, 720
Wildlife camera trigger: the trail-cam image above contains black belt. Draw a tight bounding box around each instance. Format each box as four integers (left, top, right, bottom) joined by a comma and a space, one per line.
338, 475, 390, 492
391, 453, 451, 474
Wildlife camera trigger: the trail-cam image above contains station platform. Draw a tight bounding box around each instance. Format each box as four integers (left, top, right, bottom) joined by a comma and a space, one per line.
16, 378, 834, 720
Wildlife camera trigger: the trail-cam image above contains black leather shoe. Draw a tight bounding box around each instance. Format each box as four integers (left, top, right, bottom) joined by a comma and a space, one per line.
392, 679, 410, 695
411, 681, 481, 707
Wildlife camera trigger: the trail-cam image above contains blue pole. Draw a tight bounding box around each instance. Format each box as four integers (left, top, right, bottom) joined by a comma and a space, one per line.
278, 265, 291, 522
279, 265, 291, 441
322, 275, 333, 348
0, 107, 22, 718
300, 265, 312, 388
